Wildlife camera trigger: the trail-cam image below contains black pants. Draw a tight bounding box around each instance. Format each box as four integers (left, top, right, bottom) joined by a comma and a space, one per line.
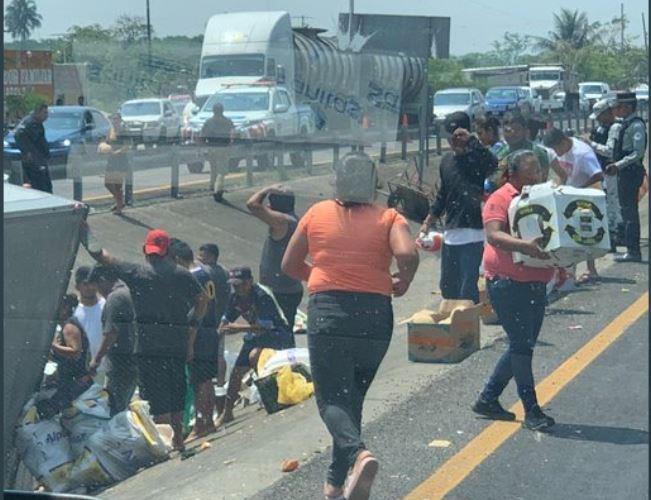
22, 163, 53, 193
307, 291, 393, 487
440, 241, 484, 304
617, 165, 645, 254
274, 290, 303, 334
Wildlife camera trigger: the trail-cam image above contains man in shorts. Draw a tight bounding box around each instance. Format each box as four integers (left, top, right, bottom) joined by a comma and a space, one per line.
215, 267, 294, 428
197, 243, 230, 413
169, 239, 220, 440
80, 225, 208, 451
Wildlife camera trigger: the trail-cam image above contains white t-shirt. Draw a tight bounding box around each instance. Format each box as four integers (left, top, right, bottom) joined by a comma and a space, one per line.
74, 297, 106, 360
557, 138, 602, 188
443, 228, 485, 246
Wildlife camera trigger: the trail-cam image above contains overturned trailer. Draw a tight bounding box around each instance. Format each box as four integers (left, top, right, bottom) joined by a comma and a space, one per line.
4, 184, 87, 488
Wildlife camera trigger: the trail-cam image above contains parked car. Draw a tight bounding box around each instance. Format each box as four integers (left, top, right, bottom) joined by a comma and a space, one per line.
169, 94, 193, 116
579, 82, 611, 112
432, 88, 485, 121
485, 86, 531, 115
187, 83, 316, 172
119, 98, 182, 143
3, 106, 111, 180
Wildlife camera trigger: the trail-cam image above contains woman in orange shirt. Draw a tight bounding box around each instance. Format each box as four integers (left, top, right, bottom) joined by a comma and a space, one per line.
282, 153, 419, 500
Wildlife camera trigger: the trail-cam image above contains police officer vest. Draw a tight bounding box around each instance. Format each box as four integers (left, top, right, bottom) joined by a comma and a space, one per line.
614, 117, 647, 165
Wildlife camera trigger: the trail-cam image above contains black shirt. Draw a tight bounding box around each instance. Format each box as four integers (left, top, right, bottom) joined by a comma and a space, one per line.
101, 280, 135, 358
203, 262, 230, 322
54, 317, 91, 383
113, 258, 204, 359
430, 137, 497, 230
14, 114, 50, 166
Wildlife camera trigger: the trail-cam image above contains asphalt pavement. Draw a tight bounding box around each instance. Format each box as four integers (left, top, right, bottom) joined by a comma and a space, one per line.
72, 154, 649, 500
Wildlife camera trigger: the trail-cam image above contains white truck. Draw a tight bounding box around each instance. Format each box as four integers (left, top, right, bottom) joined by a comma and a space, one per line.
194, 11, 425, 141
529, 65, 578, 111
188, 83, 316, 170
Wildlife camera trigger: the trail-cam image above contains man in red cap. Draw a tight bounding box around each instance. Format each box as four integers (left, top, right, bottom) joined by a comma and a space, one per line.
81, 224, 208, 451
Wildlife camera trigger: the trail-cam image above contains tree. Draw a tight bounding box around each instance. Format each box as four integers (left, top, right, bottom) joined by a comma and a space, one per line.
4, 0, 42, 42
491, 32, 532, 66
428, 58, 467, 92
535, 8, 600, 52
112, 15, 151, 44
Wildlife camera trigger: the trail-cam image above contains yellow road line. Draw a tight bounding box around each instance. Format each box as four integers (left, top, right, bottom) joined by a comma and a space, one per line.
405, 292, 649, 500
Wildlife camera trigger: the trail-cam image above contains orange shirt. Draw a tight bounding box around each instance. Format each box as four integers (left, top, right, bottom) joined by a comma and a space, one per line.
296, 200, 408, 296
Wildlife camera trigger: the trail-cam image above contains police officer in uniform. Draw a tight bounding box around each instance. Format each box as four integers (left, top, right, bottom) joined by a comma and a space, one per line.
587, 99, 622, 252
605, 92, 647, 263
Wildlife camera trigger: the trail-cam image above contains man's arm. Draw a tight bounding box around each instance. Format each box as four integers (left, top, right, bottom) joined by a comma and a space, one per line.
51, 323, 84, 359
467, 136, 498, 177
425, 162, 447, 228
590, 125, 620, 159
246, 185, 292, 239
613, 122, 647, 170
549, 158, 568, 185
90, 330, 118, 375
79, 221, 121, 266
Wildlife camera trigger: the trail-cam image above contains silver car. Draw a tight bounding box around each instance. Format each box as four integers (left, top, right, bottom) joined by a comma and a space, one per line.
119, 98, 182, 143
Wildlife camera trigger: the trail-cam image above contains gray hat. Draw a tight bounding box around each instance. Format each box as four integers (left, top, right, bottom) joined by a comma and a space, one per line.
589, 99, 611, 120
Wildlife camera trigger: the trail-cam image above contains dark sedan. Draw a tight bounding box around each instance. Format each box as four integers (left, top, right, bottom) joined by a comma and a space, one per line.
4, 106, 111, 180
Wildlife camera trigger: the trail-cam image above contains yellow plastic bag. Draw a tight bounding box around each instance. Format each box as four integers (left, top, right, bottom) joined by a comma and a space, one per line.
276, 366, 314, 406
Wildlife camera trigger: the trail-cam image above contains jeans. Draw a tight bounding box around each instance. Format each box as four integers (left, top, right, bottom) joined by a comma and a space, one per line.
617, 165, 645, 254
307, 291, 393, 487
480, 278, 546, 413
440, 241, 484, 304
22, 163, 53, 193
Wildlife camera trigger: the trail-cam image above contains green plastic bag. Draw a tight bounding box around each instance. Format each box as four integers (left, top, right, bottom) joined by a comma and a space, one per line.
182, 366, 195, 435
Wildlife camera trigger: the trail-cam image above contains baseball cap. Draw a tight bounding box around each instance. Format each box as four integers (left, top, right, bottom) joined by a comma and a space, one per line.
228, 266, 253, 284
143, 229, 170, 256
589, 99, 611, 120
443, 111, 471, 134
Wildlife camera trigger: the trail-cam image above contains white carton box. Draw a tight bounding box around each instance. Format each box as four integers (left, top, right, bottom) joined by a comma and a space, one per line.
508, 182, 610, 268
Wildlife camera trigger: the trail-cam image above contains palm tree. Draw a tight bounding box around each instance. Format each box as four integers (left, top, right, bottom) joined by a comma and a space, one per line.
4, 0, 42, 42
536, 8, 599, 52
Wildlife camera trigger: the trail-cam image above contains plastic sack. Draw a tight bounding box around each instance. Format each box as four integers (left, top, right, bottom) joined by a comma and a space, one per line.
259, 348, 311, 378
69, 401, 171, 487
69, 402, 171, 489
276, 365, 314, 406
61, 384, 112, 458
15, 395, 74, 492
293, 309, 307, 333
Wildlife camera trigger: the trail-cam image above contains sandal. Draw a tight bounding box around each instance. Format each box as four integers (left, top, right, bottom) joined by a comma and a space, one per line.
577, 273, 600, 285
344, 450, 379, 500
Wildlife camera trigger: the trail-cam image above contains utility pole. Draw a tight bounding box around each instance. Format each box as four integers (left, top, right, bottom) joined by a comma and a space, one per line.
620, 3, 625, 52
349, 0, 354, 43
146, 0, 152, 67
643, 13, 649, 55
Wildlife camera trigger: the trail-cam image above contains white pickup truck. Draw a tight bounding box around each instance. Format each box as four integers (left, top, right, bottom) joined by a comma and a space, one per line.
188, 83, 315, 171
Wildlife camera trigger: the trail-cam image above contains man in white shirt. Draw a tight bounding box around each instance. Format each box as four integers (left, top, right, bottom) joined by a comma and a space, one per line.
544, 128, 605, 284
73, 266, 107, 378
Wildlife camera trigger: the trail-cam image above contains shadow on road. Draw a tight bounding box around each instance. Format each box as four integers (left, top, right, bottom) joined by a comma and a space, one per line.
545, 423, 649, 445
115, 213, 155, 230
545, 308, 595, 316
595, 276, 638, 285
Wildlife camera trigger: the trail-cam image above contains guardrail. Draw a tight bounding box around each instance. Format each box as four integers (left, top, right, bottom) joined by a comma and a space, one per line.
5, 105, 648, 205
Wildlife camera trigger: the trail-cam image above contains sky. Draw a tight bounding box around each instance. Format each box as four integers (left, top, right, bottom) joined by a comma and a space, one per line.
21, 0, 650, 55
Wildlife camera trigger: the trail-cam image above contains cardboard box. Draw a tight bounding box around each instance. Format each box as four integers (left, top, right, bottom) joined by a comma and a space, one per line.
508, 182, 610, 268
407, 300, 481, 364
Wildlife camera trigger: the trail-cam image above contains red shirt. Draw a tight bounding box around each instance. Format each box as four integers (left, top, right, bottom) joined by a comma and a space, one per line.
482, 183, 555, 283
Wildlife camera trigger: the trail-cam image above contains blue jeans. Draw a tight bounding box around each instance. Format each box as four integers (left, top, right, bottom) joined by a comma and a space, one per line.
480, 278, 547, 413
440, 241, 484, 304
